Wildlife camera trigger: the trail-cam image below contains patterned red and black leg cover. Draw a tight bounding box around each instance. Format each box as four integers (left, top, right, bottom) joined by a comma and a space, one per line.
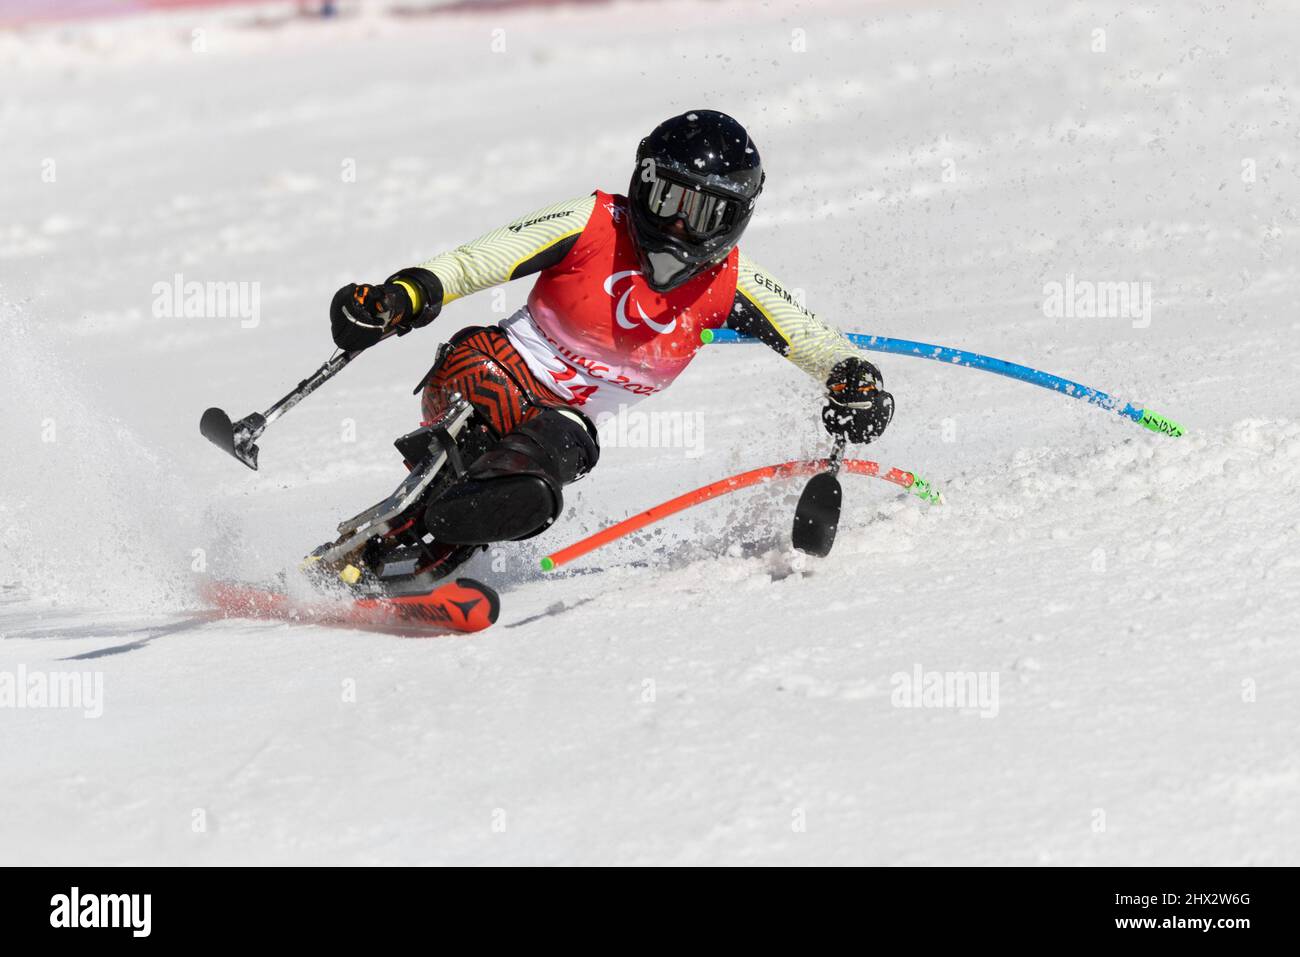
420, 327, 560, 437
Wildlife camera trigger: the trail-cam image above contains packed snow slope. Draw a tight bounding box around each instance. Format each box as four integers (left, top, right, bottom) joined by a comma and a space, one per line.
1, 0, 1298, 865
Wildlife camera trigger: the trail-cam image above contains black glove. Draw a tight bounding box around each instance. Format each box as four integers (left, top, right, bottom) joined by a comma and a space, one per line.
329, 269, 445, 352
822, 357, 894, 444
329, 282, 412, 352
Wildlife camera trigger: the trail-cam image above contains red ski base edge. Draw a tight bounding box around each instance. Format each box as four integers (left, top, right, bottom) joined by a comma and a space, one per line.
200, 577, 500, 634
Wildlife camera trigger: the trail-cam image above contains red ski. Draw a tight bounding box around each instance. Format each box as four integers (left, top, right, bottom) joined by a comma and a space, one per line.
200, 577, 500, 634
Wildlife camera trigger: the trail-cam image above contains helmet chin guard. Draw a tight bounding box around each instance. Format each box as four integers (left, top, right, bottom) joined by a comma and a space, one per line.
638, 248, 693, 291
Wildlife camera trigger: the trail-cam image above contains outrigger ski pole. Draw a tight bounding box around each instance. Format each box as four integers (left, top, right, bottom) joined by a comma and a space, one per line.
792, 436, 847, 557
200, 350, 360, 470
200, 330, 401, 470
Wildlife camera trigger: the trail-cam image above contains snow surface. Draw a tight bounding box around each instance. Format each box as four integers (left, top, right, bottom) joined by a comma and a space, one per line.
2, 0, 1298, 865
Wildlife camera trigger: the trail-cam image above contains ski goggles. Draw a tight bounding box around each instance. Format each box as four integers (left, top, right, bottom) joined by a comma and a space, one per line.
637, 174, 742, 240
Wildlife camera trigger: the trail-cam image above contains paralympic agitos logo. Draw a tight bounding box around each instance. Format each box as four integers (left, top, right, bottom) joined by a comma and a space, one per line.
603, 270, 676, 334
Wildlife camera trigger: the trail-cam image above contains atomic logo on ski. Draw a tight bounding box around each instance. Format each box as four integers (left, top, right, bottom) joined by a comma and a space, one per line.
450, 597, 483, 621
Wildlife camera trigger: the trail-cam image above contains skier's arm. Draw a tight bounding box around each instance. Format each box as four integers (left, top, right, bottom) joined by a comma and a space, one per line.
329, 195, 595, 351
729, 252, 894, 442
728, 252, 863, 381
395, 194, 596, 311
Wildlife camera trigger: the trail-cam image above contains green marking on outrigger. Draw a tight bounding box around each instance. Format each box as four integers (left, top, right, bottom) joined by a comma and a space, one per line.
908, 474, 942, 504
1139, 410, 1185, 437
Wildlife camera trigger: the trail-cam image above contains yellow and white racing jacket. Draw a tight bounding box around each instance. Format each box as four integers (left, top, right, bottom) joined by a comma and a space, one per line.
389, 192, 869, 415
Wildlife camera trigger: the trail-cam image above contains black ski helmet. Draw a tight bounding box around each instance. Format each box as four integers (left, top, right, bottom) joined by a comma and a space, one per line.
628, 110, 764, 291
